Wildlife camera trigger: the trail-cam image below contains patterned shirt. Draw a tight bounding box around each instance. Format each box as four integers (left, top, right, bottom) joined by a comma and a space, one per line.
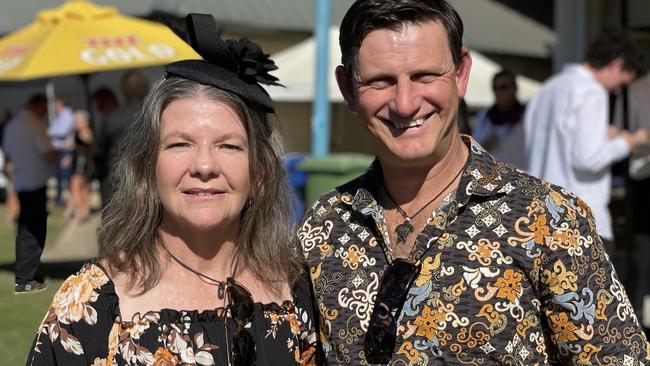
296, 137, 650, 365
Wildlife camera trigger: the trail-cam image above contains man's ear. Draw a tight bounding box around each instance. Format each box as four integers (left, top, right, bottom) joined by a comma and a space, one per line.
608, 57, 625, 72
335, 65, 357, 112
455, 47, 472, 98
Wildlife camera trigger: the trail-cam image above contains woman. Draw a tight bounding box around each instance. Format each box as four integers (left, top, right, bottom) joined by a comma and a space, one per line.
68, 110, 94, 223
27, 14, 321, 366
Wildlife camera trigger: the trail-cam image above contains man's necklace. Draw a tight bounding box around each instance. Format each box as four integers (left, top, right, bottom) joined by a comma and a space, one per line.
383, 166, 464, 245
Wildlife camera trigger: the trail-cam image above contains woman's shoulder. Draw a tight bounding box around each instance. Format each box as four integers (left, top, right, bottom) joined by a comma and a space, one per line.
58, 260, 113, 293
50, 260, 118, 323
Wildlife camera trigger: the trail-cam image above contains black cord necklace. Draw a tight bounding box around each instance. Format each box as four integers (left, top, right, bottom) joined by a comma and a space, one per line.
165, 249, 228, 299
383, 166, 464, 245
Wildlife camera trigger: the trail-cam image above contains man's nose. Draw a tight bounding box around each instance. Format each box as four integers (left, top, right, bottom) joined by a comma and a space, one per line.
390, 80, 421, 117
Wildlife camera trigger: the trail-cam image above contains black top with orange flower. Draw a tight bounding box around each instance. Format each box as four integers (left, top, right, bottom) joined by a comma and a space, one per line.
27, 262, 321, 365
296, 137, 650, 365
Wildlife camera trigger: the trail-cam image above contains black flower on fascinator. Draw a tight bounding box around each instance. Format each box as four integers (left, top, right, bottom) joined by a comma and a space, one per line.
223, 38, 280, 86
165, 13, 281, 112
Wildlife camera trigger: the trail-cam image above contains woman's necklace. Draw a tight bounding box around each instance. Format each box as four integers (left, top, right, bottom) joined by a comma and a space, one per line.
165, 249, 228, 299
383, 166, 464, 245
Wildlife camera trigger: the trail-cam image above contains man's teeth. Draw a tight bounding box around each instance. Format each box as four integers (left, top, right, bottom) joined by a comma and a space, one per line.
195, 192, 214, 196
393, 118, 426, 129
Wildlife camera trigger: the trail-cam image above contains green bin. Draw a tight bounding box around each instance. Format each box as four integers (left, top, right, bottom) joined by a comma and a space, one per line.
299, 153, 374, 206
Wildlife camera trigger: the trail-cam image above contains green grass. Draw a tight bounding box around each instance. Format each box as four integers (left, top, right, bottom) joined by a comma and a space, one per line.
0, 203, 68, 365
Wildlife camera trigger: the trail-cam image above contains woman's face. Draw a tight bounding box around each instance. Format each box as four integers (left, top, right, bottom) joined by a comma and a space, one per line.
156, 95, 251, 233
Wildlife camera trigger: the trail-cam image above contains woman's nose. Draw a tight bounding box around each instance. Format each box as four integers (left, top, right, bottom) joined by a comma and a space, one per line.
189, 147, 220, 179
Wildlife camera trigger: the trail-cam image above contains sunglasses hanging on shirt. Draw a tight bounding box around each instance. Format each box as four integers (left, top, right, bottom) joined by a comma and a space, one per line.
364, 258, 421, 364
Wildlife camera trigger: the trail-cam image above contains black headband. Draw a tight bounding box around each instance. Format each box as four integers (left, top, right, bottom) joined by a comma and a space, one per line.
165, 13, 281, 113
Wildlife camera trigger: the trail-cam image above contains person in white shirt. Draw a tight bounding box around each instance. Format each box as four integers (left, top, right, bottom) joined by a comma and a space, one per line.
472, 70, 526, 169
524, 31, 649, 254
47, 98, 75, 207
2, 94, 57, 293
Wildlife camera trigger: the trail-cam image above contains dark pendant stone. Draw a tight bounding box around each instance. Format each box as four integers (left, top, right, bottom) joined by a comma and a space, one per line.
395, 221, 414, 244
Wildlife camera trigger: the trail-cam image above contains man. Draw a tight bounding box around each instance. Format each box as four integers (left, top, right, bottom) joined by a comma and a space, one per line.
614, 73, 650, 335
524, 31, 649, 256
2, 94, 56, 293
472, 70, 526, 169
295, 1, 649, 364
91, 87, 119, 133
94, 70, 149, 207
47, 97, 75, 207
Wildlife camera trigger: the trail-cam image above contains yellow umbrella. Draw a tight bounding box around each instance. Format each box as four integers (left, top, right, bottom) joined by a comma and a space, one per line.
0, 0, 200, 80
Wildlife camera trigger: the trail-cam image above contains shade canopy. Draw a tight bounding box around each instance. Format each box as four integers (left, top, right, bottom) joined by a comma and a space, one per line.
0, 0, 199, 81
265, 27, 542, 108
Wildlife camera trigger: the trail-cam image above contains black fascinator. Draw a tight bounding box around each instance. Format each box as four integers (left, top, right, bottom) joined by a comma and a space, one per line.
166, 13, 281, 113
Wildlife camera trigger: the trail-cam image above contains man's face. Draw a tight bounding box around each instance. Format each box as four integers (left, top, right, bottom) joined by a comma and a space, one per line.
336, 20, 471, 167
492, 77, 517, 109
600, 58, 636, 92
604, 69, 636, 92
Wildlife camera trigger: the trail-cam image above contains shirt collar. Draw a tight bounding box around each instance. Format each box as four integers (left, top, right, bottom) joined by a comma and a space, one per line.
455, 135, 510, 206
338, 135, 509, 211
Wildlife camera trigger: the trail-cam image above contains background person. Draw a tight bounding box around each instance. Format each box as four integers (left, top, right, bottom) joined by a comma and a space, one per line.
524, 30, 649, 256
94, 70, 149, 208
27, 14, 321, 366
295, 0, 650, 364
614, 73, 650, 335
2, 94, 57, 293
69, 110, 95, 223
1, 111, 20, 224
47, 97, 75, 208
91, 86, 119, 197
472, 69, 526, 169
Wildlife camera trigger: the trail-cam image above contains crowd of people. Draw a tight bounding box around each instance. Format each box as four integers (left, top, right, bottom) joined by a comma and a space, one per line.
0, 71, 151, 294
0, 0, 648, 364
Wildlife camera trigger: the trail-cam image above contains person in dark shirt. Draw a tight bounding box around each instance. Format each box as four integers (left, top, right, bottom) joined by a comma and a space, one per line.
94, 70, 150, 207
27, 14, 321, 366
295, 0, 649, 364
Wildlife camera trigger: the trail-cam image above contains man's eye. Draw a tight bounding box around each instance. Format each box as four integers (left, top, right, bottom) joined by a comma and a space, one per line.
414, 74, 438, 83
367, 79, 392, 89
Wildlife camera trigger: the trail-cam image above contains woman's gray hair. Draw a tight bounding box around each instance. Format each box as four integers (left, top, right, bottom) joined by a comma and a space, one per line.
97, 76, 300, 293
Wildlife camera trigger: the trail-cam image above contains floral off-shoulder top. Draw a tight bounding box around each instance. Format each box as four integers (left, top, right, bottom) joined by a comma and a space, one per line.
27, 262, 322, 365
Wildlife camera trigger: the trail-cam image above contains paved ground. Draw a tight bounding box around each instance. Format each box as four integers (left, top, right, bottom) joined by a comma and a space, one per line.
41, 185, 101, 263
41, 212, 99, 262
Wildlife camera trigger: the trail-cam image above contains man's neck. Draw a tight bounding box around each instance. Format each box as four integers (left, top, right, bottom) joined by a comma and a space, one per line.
581, 63, 610, 89
380, 135, 469, 208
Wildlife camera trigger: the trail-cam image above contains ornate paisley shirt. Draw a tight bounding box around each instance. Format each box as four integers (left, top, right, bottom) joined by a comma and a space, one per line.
27, 262, 321, 365
296, 137, 650, 365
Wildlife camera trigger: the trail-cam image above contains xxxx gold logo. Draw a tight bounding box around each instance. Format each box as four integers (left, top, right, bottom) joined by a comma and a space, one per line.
80, 34, 177, 65
0, 45, 29, 74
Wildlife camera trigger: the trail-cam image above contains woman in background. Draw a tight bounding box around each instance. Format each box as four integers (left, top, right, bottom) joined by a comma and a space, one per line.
68, 110, 94, 222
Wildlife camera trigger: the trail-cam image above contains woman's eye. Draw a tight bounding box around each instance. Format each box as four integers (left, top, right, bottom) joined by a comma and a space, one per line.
221, 144, 243, 151
166, 142, 189, 149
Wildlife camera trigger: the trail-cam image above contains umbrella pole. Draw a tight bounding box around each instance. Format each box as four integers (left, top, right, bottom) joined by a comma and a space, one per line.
46, 80, 56, 125
80, 74, 97, 133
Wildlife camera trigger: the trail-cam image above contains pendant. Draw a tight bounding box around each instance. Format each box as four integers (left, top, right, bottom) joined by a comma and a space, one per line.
217, 282, 226, 299
395, 220, 414, 245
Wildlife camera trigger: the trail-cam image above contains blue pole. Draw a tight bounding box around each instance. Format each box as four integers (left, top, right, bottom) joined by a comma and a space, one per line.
312, 0, 331, 157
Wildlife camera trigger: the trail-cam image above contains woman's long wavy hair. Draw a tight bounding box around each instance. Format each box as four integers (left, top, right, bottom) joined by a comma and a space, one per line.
97, 76, 300, 293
